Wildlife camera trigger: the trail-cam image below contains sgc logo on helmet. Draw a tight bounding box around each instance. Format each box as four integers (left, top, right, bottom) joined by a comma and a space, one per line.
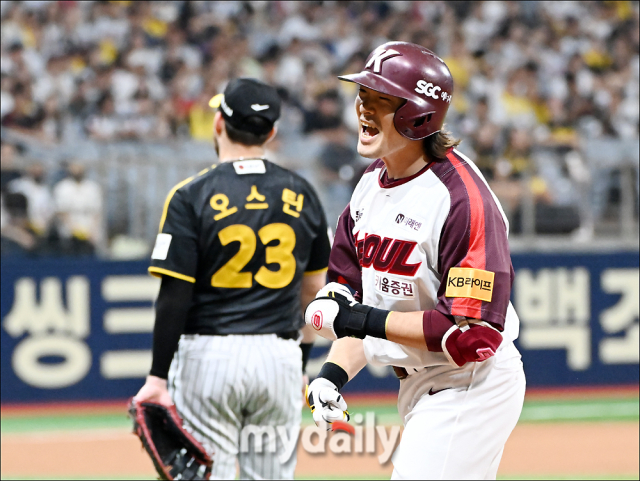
414, 80, 451, 103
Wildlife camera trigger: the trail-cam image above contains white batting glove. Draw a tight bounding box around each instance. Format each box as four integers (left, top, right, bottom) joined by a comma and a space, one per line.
304, 283, 357, 341
315, 282, 356, 302
305, 378, 350, 430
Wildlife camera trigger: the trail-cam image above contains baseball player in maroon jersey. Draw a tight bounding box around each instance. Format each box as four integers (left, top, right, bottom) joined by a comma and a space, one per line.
304, 41, 526, 479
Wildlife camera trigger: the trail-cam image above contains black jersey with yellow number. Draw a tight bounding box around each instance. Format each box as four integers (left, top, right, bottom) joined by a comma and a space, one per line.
149, 159, 331, 335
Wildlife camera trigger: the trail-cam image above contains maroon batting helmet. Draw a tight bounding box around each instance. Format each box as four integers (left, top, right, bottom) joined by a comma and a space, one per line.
339, 41, 454, 140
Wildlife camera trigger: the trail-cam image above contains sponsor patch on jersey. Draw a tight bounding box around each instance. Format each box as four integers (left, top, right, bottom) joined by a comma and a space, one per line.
151, 233, 172, 260
233, 159, 266, 175
445, 267, 494, 302
374, 273, 416, 299
394, 212, 424, 232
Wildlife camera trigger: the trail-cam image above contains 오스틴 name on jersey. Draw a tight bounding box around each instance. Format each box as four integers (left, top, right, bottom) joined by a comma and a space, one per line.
209, 186, 304, 220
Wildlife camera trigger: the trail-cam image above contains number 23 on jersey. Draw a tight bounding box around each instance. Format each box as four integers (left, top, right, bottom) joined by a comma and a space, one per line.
211, 223, 296, 289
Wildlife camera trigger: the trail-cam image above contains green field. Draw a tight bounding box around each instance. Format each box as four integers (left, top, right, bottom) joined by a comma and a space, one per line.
2, 395, 638, 434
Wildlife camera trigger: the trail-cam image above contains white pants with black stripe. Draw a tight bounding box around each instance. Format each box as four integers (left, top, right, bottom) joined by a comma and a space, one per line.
168, 334, 303, 480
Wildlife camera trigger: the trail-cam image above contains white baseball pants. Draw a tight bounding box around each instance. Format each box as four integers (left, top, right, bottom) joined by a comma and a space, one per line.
168, 334, 303, 480
391, 341, 526, 480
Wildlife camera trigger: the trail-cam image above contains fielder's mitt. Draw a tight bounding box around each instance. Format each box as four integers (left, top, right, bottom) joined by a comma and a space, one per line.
128, 399, 213, 480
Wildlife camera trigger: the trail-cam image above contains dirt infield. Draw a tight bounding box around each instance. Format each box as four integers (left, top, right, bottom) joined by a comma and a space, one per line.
2, 421, 638, 479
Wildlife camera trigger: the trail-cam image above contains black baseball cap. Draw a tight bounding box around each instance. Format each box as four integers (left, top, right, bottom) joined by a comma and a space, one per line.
208, 78, 281, 135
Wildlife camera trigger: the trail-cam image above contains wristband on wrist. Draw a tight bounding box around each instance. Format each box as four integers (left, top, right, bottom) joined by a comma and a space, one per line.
341, 302, 390, 339
317, 361, 349, 391
300, 342, 313, 373
364, 308, 390, 339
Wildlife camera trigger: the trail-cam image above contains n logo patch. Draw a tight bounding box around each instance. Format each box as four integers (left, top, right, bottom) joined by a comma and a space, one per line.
445, 267, 495, 302
365, 49, 401, 73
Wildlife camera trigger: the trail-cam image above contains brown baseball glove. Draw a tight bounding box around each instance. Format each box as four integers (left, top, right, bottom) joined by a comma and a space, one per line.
128, 399, 213, 480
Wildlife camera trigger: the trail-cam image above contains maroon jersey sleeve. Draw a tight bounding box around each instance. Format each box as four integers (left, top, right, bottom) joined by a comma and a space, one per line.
431, 151, 515, 331
327, 203, 364, 301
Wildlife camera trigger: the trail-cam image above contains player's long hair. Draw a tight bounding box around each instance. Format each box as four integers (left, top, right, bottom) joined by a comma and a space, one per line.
423, 126, 461, 161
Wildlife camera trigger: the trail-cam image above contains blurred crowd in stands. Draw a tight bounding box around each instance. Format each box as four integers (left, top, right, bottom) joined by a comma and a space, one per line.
1, 1, 638, 257
1, 140, 104, 256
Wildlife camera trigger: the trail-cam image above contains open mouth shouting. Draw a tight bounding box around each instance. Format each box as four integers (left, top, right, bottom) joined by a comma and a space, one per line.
360, 119, 380, 144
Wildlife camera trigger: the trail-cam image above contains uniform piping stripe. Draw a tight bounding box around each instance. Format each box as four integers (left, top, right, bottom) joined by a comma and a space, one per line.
304, 267, 328, 276
446, 152, 485, 317
148, 266, 196, 283
197, 166, 211, 176
158, 176, 196, 232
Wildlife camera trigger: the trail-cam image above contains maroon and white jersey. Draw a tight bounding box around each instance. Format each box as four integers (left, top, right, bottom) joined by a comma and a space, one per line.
328, 149, 520, 369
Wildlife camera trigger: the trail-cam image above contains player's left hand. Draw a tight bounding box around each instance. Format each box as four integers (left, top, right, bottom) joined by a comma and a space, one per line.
304, 283, 388, 340
305, 377, 349, 430
134, 375, 173, 407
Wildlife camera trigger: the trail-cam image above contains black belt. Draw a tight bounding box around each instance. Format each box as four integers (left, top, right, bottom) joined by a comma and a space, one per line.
186, 330, 300, 340
276, 330, 300, 341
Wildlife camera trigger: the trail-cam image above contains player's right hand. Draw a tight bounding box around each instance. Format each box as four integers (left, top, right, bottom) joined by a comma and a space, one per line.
134, 375, 174, 407
315, 282, 356, 302
304, 283, 356, 341
305, 377, 349, 430
305, 284, 390, 340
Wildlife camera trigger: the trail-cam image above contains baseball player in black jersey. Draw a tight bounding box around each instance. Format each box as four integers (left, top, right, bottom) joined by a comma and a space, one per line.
134, 78, 331, 479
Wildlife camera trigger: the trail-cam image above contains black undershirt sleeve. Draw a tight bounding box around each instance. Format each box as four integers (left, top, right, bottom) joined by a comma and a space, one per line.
149, 275, 194, 379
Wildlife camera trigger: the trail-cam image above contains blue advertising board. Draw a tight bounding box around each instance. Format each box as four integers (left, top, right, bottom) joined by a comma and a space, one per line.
1, 258, 156, 403
1, 252, 638, 403
510, 252, 639, 387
